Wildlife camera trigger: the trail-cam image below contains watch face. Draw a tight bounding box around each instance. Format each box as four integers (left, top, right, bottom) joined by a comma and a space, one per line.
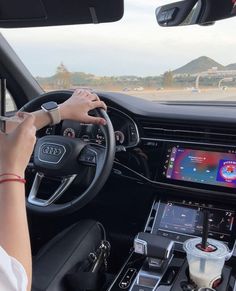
42, 101, 58, 111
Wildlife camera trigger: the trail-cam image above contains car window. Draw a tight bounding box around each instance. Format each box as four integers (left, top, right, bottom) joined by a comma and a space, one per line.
1, 0, 236, 102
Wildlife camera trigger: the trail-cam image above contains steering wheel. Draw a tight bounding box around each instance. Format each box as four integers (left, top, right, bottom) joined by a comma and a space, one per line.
20, 90, 115, 215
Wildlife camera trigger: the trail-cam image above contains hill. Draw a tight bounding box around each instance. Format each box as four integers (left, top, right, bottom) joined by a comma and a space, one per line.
173, 56, 225, 75
226, 63, 236, 70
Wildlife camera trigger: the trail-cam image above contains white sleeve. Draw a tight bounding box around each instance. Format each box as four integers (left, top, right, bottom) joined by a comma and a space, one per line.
0, 246, 28, 291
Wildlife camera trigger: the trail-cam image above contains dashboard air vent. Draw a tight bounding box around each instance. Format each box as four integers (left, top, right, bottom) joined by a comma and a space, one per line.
138, 118, 236, 145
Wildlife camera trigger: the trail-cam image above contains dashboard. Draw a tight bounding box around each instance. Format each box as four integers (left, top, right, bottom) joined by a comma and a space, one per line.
38, 92, 236, 200
35, 92, 236, 247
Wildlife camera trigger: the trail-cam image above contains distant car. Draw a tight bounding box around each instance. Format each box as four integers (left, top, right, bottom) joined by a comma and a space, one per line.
191, 87, 200, 93
122, 87, 131, 92
134, 86, 144, 91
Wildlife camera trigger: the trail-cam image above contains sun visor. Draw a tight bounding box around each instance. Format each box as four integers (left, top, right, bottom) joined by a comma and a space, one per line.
0, 0, 124, 28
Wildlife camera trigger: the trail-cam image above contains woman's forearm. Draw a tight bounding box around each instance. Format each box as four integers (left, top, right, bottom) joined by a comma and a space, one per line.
0, 182, 32, 291
31, 106, 68, 130
32, 109, 53, 130
0, 114, 39, 291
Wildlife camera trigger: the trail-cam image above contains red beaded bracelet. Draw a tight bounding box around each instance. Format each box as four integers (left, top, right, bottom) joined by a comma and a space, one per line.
0, 178, 26, 184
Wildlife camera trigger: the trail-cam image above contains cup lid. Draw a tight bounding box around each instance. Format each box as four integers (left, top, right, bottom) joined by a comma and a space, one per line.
183, 238, 229, 259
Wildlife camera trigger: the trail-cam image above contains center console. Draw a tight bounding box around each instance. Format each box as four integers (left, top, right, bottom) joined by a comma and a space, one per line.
107, 198, 236, 291
108, 138, 236, 291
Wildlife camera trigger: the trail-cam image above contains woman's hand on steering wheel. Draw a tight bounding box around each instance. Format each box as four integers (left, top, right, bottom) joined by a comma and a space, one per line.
31, 89, 108, 131
60, 89, 107, 125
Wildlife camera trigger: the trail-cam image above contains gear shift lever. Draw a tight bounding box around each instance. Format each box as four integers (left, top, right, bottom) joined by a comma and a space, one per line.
134, 232, 174, 271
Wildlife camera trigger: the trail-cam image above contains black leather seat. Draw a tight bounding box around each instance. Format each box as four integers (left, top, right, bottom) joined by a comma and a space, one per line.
32, 220, 103, 291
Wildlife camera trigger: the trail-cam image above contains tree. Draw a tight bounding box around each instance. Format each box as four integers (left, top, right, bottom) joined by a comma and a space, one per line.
163, 70, 173, 88
55, 62, 71, 89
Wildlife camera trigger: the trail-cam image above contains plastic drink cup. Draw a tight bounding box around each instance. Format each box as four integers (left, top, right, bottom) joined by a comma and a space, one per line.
183, 238, 230, 288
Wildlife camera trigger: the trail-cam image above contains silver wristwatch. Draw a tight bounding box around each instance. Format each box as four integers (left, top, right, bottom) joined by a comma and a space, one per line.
41, 101, 61, 125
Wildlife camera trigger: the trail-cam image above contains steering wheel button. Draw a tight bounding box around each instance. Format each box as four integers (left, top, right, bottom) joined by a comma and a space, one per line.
86, 154, 96, 163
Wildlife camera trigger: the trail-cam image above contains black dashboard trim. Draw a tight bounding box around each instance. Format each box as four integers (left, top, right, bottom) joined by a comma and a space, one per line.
141, 137, 236, 151
98, 91, 236, 125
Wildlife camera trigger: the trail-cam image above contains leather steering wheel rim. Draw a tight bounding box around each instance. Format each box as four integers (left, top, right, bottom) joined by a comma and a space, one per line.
20, 90, 115, 215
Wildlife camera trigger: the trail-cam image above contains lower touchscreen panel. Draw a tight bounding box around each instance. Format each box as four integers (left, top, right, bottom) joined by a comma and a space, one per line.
153, 200, 235, 246
165, 146, 236, 188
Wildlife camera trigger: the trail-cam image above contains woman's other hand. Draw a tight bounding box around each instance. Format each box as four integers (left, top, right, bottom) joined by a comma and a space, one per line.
0, 113, 36, 177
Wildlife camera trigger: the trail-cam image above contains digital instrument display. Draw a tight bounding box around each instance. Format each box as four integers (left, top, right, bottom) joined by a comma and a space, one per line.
159, 201, 235, 241
165, 147, 236, 188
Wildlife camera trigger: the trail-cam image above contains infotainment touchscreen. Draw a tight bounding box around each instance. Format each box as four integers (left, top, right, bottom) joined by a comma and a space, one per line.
156, 201, 235, 242
165, 147, 236, 188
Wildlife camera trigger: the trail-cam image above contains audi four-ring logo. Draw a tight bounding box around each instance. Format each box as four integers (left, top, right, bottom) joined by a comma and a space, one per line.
42, 145, 62, 156
39, 143, 66, 164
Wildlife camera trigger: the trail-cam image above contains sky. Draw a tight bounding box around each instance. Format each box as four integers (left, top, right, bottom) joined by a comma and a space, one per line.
1, 0, 236, 77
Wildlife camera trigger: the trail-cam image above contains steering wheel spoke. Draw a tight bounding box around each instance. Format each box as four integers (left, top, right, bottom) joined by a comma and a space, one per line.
28, 172, 77, 206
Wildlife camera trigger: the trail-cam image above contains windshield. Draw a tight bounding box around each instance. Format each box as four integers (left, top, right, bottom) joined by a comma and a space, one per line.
1, 0, 236, 102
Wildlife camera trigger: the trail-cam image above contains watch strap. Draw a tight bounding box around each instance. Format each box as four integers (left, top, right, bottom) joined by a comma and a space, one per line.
49, 107, 61, 125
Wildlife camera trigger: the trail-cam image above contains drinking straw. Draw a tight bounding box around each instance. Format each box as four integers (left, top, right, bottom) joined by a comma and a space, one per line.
200, 210, 209, 273
202, 210, 209, 249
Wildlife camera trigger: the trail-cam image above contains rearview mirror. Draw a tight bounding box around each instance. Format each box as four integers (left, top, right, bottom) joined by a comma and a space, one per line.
156, 0, 236, 27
